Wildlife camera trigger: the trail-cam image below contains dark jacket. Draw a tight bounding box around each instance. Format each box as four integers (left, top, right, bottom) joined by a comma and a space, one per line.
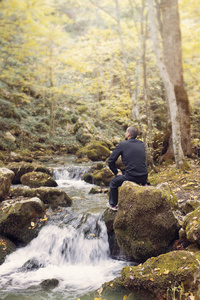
108, 138, 148, 178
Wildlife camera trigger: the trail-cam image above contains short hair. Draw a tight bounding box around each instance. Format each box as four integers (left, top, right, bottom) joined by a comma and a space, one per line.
127, 126, 138, 139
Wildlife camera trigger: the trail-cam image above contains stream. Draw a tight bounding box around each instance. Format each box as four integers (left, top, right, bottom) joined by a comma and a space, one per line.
0, 156, 129, 300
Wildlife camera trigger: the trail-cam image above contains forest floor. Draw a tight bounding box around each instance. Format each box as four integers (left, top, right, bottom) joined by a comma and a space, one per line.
149, 158, 200, 204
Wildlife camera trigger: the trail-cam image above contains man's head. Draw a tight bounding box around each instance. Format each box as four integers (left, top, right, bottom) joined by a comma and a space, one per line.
125, 126, 139, 140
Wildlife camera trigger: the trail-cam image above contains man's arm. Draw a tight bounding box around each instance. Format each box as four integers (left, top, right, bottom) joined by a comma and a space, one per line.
108, 143, 122, 175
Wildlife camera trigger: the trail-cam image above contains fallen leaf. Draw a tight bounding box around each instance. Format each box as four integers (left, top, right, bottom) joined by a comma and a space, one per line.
163, 269, 169, 274
150, 278, 154, 281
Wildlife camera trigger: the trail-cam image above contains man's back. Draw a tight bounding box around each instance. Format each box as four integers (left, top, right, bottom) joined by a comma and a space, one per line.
108, 138, 148, 178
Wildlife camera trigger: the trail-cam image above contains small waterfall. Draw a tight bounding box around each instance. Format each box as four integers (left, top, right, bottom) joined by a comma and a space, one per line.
0, 158, 127, 300
53, 165, 91, 180
0, 213, 124, 300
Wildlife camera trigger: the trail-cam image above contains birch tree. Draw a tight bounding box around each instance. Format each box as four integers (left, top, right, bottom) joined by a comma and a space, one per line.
147, 0, 184, 168
160, 0, 191, 156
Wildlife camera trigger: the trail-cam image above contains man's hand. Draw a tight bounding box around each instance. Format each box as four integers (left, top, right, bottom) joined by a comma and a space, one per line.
117, 171, 122, 176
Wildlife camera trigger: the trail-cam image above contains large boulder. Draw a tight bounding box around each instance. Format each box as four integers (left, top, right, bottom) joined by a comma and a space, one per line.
182, 206, 200, 245
113, 182, 179, 261
76, 141, 110, 161
0, 168, 14, 201
100, 250, 200, 300
20, 172, 57, 188
10, 186, 72, 208
7, 162, 52, 184
0, 197, 45, 244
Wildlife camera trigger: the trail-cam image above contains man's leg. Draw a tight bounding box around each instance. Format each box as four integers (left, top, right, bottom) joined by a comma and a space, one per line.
109, 175, 125, 207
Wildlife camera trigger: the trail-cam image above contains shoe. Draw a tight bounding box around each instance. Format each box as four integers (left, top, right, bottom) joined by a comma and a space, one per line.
111, 206, 118, 211
107, 203, 118, 211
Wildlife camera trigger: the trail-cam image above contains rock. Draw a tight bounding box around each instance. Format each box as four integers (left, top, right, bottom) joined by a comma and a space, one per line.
9, 152, 23, 162
0, 235, 16, 265
10, 186, 72, 208
7, 162, 52, 184
20, 172, 57, 188
0, 197, 45, 244
101, 250, 200, 300
22, 258, 44, 270
93, 167, 113, 186
76, 141, 110, 161
180, 199, 200, 215
89, 187, 108, 194
0, 168, 14, 201
4, 132, 16, 142
115, 156, 126, 171
75, 127, 92, 145
40, 278, 59, 290
102, 209, 128, 260
83, 173, 94, 184
113, 182, 179, 261
182, 206, 200, 245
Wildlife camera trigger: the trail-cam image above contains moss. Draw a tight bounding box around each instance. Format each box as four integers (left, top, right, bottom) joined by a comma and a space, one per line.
76, 140, 110, 161
20, 172, 57, 188
0, 152, 5, 162
120, 251, 200, 298
183, 207, 200, 245
0, 235, 16, 265
114, 182, 179, 260
93, 167, 113, 186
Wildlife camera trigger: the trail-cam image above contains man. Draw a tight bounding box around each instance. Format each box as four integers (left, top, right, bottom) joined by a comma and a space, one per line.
108, 126, 148, 211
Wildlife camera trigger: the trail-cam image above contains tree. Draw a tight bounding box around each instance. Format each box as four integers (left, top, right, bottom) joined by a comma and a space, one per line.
159, 0, 191, 157
147, 0, 184, 168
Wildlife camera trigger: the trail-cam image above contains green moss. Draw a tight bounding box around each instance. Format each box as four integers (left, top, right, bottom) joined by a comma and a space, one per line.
183, 207, 200, 244
0, 152, 5, 161
114, 182, 179, 260
120, 250, 200, 298
76, 140, 110, 161
93, 167, 113, 186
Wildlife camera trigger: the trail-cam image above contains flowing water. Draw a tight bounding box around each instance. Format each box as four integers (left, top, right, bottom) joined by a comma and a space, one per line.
0, 156, 129, 300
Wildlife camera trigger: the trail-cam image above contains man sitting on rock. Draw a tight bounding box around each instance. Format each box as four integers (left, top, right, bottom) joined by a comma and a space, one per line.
107, 126, 148, 211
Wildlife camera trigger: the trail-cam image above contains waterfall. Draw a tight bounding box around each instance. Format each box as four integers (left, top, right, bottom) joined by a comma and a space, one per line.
0, 158, 126, 300
0, 211, 125, 300
53, 165, 91, 180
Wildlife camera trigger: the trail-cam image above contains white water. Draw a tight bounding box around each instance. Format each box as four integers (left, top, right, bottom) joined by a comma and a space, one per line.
0, 157, 127, 300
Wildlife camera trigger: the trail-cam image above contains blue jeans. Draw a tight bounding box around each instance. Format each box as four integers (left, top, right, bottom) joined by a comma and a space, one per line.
109, 174, 148, 207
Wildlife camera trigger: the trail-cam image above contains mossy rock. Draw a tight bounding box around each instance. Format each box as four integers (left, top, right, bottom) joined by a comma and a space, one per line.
0, 167, 14, 201
183, 207, 200, 245
0, 235, 16, 265
101, 250, 200, 300
75, 127, 92, 146
0, 197, 45, 244
93, 167, 114, 186
113, 182, 179, 261
102, 208, 127, 260
0, 151, 5, 162
10, 186, 72, 208
7, 162, 52, 184
83, 173, 94, 184
76, 141, 110, 161
40, 278, 59, 290
21, 172, 57, 188
180, 199, 200, 215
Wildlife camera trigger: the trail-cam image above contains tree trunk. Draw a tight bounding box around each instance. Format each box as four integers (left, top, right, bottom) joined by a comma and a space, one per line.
161, 0, 191, 156
147, 0, 184, 169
